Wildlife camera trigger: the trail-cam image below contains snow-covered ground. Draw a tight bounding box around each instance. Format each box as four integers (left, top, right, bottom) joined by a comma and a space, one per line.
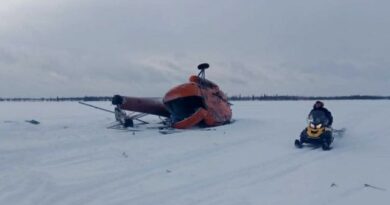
1, 100, 389, 205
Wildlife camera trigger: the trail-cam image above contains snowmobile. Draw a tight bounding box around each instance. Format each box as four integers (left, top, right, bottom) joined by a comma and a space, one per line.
294, 110, 334, 150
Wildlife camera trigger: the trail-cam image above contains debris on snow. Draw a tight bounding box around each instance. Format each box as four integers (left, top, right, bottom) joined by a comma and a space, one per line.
364, 184, 386, 191
25, 119, 40, 125
122, 152, 129, 158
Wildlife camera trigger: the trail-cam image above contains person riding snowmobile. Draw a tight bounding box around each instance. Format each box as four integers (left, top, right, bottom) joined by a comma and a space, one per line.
295, 101, 334, 150
309, 101, 333, 127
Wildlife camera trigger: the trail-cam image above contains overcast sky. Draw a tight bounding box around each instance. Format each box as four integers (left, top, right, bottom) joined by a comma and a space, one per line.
1, 0, 389, 97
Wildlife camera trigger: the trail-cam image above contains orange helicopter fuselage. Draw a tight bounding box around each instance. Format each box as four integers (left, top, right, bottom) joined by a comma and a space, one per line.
163, 75, 232, 129
116, 72, 232, 129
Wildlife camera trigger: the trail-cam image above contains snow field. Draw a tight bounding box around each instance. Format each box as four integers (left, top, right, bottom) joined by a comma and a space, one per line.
1, 100, 389, 205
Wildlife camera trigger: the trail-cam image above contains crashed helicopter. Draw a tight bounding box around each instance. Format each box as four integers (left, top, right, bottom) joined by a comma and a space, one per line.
109, 63, 232, 129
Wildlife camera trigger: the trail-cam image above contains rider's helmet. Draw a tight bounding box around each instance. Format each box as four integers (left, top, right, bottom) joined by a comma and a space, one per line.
313, 101, 324, 109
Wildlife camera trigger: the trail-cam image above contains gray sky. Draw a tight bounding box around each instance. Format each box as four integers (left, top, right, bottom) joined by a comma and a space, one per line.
1, 0, 389, 97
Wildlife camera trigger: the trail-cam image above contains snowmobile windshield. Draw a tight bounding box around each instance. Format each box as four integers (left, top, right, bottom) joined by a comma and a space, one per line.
308, 110, 328, 125
165, 96, 205, 123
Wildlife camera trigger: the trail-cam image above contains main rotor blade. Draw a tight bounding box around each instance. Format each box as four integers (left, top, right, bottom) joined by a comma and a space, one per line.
79, 101, 115, 114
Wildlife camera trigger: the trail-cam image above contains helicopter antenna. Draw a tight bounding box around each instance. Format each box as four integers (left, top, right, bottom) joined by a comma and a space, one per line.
197, 63, 209, 80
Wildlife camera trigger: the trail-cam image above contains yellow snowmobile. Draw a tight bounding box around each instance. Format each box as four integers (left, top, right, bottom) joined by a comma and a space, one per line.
295, 110, 333, 150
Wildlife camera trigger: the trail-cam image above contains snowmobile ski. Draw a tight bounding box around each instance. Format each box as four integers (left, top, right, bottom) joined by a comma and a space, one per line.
294, 139, 303, 148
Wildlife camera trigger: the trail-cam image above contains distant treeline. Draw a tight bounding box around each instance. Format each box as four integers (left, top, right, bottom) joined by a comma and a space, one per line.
229, 95, 390, 101
1, 95, 390, 102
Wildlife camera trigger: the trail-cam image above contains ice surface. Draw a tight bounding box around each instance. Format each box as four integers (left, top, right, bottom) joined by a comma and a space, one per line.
1, 100, 389, 205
